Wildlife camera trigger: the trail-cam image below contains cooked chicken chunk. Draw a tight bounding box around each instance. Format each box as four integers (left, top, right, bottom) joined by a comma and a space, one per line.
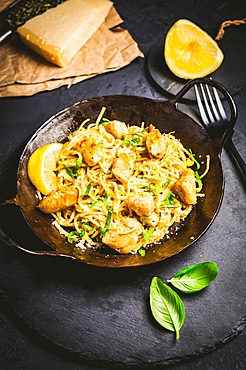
105, 120, 128, 139
75, 134, 104, 166
38, 186, 78, 213
146, 126, 166, 159
172, 169, 197, 205
126, 193, 154, 217
100, 148, 117, 173
112, 154, 134, 184
143, 212, 159, 227
102, 216, 142, 254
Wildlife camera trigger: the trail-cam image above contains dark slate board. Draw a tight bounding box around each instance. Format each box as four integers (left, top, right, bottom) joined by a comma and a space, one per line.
0, 132, 245, 368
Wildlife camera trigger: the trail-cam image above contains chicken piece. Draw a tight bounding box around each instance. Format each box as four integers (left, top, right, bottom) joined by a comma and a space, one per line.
146, 126, 166, 158
75, 134, 104, 166
104, 120, 128, 139
100, 148, 116, 173
102, 217, 142, 254
112, 154, 134, 184
143, 212, 159, 227
172, 169, 197, 205
126, 193, 154, 217
38, 186, 78, 213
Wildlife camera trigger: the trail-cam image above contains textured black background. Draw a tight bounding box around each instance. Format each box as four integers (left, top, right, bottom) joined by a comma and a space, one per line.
0, 0, 246, 369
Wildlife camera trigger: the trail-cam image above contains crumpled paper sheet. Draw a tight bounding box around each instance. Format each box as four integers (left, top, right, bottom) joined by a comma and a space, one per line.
0, 1, 143, 97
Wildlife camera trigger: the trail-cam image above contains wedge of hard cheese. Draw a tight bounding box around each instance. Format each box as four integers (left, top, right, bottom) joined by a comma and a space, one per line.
17, 0, 113, 67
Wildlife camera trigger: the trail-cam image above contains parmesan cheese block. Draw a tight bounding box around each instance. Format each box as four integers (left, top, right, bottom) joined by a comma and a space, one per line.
17, 0, 113, 67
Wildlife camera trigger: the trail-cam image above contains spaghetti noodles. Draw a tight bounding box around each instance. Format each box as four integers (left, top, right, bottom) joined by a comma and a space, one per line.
36, 108, 209, 254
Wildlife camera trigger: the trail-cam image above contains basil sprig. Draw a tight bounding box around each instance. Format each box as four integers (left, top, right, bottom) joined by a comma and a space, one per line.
168, 261, 218, 293
150, 277, 185, 340
149, 261, 218, 339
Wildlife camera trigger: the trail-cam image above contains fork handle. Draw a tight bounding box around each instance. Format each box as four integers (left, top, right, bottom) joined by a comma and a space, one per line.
224, 136, 246, 190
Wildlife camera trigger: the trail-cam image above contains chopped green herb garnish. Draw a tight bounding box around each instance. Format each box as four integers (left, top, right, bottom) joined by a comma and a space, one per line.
81, 182, 92, 197
81, 222, 94, 231
144, 228, 154, 242
154, 185, 164, 193
101, 210, 112, 236
90, 193, 110, 208
138, 248, 146, 257
99, 165, 106, 175
161, 192, 179, 208
145, 182, 157, 195
102, 194, 110, 202
95, 106, 107, 125
121, 138, 141, 146
164, 179, 171, 188
195, 171, 203, 189
145, 180, 171, 195
74, 160, 82, 170
67, 230, 85, 243
189, 149, 200, 170
63, 160, 82, 178
128, 129, 146, 136
142, 217, 147, 226
63, 164, 74, 178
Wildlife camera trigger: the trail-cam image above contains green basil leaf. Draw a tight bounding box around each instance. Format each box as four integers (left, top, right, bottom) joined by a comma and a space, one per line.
150, 277, 185, 339
168, 261, 218, 293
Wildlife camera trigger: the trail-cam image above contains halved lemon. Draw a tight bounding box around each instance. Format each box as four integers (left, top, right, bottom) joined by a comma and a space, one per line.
164, 19, 224, 79
27, 142, 63, 195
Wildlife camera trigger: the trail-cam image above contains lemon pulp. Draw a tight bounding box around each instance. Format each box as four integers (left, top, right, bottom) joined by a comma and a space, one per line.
164, 19, 224, 79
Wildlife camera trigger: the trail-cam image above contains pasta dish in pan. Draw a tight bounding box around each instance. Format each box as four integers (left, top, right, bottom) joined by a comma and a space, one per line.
32, 108, 209, 255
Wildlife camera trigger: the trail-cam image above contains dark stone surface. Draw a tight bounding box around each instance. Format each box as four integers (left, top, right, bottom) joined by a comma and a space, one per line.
0, 0, 246, 369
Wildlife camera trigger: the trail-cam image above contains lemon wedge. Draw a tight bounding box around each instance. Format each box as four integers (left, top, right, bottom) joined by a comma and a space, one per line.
164, 19, 224, 79
27, 142, 63, 195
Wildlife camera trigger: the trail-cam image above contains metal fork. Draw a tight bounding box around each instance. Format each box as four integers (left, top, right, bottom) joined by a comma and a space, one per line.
194, 83, 246, 189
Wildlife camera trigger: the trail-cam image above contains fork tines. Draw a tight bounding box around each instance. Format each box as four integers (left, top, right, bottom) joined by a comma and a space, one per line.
194, 83, 227, 125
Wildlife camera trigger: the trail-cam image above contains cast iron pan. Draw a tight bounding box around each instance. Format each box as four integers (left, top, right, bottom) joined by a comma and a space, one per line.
0, 78, 237, 268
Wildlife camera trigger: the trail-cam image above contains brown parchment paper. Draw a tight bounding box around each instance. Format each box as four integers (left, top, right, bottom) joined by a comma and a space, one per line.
0, 1, 143, 97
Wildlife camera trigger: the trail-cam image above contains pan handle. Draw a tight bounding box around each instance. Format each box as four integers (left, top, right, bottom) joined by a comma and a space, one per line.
0, 199, 66, 258
0, 226, 59, 257
169, 78, 238, 148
